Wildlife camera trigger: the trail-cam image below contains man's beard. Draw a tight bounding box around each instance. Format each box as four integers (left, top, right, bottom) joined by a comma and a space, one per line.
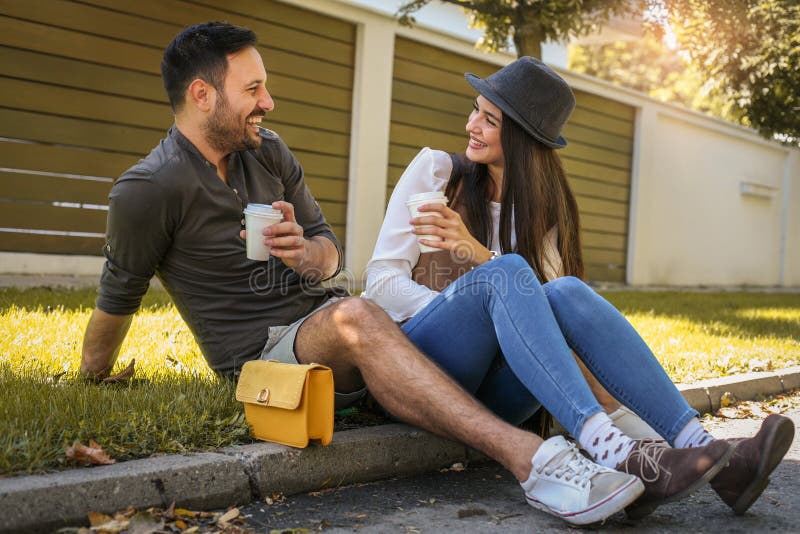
204, 94, 261, 154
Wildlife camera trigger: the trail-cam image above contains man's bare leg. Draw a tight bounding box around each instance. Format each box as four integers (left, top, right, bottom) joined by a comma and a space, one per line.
295, 298, 541, 482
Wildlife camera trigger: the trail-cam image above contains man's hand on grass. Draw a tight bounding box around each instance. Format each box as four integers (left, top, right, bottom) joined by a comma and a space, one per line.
82, 359, 135, 384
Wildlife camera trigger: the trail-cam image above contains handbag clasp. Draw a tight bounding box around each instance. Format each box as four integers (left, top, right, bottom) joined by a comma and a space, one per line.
256, 388, 270, 404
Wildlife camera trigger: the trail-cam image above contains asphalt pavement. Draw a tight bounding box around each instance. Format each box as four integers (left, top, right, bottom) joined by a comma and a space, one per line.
237, 396, 800, 533
2, 369, 800, 533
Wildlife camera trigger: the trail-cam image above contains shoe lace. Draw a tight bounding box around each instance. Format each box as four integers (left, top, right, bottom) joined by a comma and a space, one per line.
623, 439, 667, 483
539, 442, 601, 489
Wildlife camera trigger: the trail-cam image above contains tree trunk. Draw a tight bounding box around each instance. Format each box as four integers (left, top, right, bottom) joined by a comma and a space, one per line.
513, 24, 543, 58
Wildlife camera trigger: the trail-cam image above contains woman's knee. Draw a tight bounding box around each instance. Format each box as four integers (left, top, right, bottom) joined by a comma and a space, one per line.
484, 254, 536, 282
543, 276, 592, 303
468, 253, 543, 297
492, 253, 529, 272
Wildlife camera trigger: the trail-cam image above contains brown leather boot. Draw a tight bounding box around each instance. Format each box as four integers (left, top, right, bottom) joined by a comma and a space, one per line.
619, 439, 735, 519
710, 414, 794, 515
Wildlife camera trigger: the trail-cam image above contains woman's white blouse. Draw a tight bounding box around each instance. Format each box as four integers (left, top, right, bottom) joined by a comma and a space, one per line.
363, 147, 563, 322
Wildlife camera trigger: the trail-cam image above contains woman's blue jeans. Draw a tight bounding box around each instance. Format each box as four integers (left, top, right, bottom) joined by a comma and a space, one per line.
401, 254, 697, 444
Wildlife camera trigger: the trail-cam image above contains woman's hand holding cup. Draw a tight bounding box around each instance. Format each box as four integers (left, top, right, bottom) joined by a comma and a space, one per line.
411, 202, 493, 265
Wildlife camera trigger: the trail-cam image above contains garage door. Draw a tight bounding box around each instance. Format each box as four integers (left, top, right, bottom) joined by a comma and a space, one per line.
0, 0, 354, 256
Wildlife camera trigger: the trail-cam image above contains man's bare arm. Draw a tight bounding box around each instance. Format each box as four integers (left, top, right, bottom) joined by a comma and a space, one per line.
80, 309, 134, 379
297, 234, 340, 281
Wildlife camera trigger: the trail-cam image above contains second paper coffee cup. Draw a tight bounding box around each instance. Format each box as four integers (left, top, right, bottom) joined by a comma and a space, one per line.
406, 191, 448, 254
243, 204, 283, 261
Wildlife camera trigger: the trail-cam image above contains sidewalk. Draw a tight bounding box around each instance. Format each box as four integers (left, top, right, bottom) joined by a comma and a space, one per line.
2, 366, 799, 533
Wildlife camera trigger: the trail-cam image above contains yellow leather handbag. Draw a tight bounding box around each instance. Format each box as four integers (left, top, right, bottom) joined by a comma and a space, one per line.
235, 360, 334, 448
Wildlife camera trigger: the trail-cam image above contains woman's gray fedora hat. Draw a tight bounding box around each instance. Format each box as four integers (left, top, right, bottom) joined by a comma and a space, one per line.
465, 56, 575, 149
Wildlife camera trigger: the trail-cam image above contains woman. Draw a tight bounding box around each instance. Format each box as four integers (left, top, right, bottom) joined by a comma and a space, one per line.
364, 57, 792, 522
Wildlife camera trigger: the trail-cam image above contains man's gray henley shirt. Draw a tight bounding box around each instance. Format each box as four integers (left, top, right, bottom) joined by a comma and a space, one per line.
96, 126, 343, 375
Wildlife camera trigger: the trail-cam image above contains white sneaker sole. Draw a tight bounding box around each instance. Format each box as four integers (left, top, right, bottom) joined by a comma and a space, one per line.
526, 477, 645, 526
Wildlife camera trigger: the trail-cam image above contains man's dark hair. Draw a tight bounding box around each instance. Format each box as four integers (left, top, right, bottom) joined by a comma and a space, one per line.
161, 22, 258, 112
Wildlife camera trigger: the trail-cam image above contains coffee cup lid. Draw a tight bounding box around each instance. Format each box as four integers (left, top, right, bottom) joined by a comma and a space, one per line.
243, 204, 283, 216
406, 191, 447, 204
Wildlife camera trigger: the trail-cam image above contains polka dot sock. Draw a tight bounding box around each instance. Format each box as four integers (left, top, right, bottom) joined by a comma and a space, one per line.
578, 412, 636, 468
673, 417, 715, 449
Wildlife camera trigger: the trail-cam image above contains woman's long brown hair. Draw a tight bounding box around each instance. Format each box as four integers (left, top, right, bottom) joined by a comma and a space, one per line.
445, 115, 584, 283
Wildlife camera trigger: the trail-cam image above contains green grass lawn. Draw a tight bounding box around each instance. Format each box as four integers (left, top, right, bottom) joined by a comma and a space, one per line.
603, 291, 800, 382
1, 286, 798, 476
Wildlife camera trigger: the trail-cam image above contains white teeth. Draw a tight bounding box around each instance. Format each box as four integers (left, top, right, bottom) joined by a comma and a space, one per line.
470, 137, 487, 147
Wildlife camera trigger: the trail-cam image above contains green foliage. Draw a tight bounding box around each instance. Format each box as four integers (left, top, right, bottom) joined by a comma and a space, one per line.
655, 0, 800, 141
569, 36, 741, 123
397, 0, 643, 58
400, 1, 799, 142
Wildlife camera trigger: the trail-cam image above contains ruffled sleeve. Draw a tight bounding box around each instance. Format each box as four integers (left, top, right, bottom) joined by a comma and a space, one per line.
362, 148, 452, 322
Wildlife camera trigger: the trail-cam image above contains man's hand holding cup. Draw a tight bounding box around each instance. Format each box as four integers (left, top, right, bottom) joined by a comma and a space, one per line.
241, 201, 307, 268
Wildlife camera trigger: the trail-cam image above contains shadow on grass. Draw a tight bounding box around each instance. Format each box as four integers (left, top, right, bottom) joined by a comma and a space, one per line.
603, 291, 800, 345
0, 286, 174, 313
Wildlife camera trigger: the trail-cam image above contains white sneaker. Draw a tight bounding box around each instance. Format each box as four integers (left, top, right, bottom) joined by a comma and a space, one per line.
610, 406, 668, 444
521, 435, 644, 525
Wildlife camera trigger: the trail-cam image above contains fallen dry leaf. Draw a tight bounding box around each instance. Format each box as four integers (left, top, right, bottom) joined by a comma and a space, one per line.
164, 500, 176, 519
113, 506, 137, 522
89, 518, 128, 533
101, 359, 136, 384
747, 358, 772, 372
174, 508, 197, 518
440, 462, 465, 473
720, 391, 737, 408
264, 492, 286, 506
88, 511, 114, 527
67, 440, 116, 465
217, 507, 240, 524
125, 510, 162, 534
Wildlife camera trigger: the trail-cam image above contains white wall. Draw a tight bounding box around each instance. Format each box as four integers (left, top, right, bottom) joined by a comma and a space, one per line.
783, 151, 800, 286
0, 252, 104, 276
628, 106, 799, 287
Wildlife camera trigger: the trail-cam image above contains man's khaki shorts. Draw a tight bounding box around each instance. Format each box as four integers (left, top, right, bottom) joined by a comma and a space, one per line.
260, 296, 366, 410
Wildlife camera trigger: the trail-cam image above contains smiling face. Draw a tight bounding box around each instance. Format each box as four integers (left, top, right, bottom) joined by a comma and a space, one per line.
465, 95, 504, 170
204, 45, 274, 154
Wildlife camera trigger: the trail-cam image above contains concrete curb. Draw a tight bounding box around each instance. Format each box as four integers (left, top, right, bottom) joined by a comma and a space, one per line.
677, 366, 800, 412
2, 367, 799, 533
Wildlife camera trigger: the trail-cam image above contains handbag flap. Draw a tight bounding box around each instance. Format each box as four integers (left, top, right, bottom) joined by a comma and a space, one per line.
235, 360, 329, 410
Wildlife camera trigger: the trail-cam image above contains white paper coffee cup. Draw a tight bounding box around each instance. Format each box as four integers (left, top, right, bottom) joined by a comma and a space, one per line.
406, 191, 448, 254
243, 204, 283, 261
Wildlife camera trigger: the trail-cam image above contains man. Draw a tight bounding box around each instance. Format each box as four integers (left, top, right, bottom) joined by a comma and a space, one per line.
80, 22, 759, 526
